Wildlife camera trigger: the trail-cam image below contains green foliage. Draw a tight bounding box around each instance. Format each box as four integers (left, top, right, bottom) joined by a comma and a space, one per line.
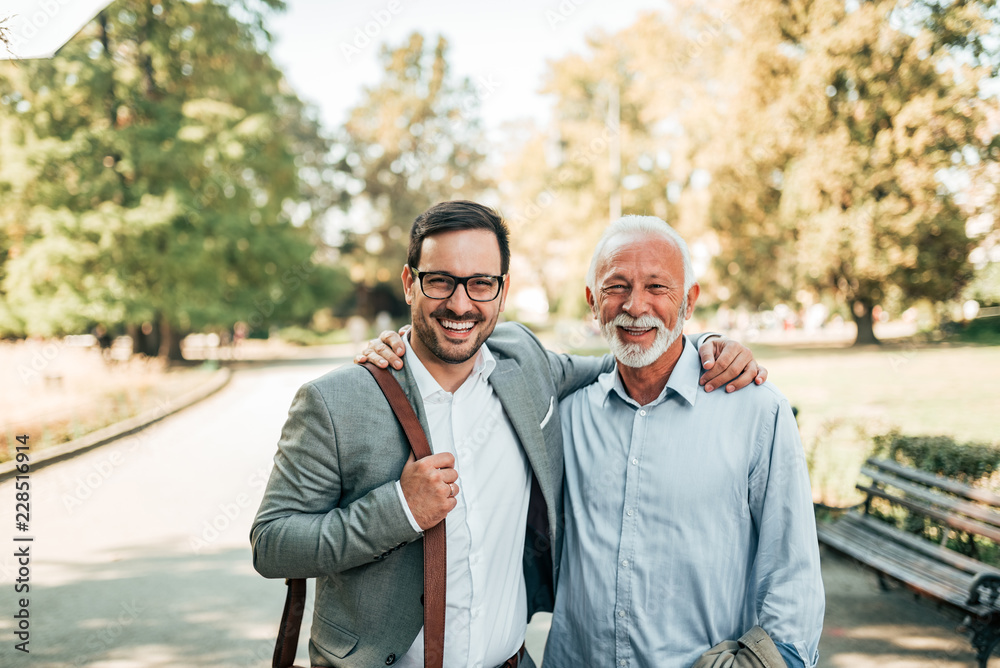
954, 315, 1000, 344
871, 430, 1000, 484
338, 32, 493, 317
498, 0, 998, 330
0, 0, 346, 358
502, 3, 726, 315
705, 0, 994, 344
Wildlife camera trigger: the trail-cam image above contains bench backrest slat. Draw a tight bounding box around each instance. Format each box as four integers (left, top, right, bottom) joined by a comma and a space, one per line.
857, 483, 1000, 543
867, 458, 1000, 506
861, 466, 1000, 529
851, 513, 1000, 578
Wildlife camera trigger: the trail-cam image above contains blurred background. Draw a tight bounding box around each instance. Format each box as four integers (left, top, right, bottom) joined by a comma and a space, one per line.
2, 1, 1000, 666
1, 0, 999, 500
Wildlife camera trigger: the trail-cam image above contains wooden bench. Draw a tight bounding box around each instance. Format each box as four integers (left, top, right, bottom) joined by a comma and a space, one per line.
817, 457, 1000, 667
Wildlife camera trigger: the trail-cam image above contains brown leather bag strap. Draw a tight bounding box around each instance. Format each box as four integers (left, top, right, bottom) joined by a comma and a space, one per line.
361, 361, 434, 459
273, 578, 306, 668
360, 361, 446, 668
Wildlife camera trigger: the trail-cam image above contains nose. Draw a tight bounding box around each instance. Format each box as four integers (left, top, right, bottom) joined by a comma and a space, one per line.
621, 289, 649, 317
445, 280, 475, 313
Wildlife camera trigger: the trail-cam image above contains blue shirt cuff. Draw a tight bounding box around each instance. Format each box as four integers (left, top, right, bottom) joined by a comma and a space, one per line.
775, 641, 805, 668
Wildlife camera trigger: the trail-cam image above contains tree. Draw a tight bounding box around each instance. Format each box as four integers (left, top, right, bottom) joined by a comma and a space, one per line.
705, 0, 999, 344
0, 0, 347, 359
500, 3, 734, 317
338, 33, 493, 318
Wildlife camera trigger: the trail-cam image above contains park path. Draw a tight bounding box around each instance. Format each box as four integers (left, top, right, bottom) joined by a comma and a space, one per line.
0, 357, 987, 667
0, 359, 332, 667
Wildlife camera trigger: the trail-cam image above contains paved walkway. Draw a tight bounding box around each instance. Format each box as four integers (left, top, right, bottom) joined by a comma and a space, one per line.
818, 547, 976, 668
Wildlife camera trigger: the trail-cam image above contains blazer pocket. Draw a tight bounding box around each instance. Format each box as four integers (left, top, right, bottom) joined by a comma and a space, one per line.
312, 612, 360, 659
539, 396, 555, 429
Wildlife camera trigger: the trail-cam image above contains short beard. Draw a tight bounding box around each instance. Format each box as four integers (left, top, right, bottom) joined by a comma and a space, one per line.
411, 305, 489, 365
601, 295, 687, 369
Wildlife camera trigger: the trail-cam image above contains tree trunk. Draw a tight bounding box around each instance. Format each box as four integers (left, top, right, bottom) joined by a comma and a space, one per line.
158, 319, 185, 363
130, 321, 161, 357
851, 300, 880, 346
128, 323, 141, 356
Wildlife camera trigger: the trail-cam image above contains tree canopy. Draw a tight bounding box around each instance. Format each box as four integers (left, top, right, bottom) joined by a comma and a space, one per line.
0, 0, 349, 358
336, 32, 494, 318
505, 0, 999, 343
705, 0, 998, 343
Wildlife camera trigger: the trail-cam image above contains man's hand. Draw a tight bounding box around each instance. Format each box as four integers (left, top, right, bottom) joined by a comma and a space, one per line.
698, 336, 767, 393
353, 326, 410, 370
400, 452, 459, 530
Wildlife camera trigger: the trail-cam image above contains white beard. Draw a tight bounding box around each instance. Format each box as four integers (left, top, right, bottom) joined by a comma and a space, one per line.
601, 296, 687, 368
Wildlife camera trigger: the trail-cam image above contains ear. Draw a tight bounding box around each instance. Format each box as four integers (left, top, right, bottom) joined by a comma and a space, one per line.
498, 273, 511, 312
586, 286, 597, 316
685, 283, 700, 319
402, 265, 415, 305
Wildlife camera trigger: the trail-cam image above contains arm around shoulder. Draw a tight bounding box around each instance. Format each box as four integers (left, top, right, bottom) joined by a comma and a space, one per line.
499, 322, 613, 398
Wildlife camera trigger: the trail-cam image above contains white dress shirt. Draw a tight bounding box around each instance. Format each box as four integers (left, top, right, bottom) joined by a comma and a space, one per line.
394, 334, 532, 668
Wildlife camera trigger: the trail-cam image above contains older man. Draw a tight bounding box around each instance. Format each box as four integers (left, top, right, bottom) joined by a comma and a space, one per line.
543, 215, 824, 668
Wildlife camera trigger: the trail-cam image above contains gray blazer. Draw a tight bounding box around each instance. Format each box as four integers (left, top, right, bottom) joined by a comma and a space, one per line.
251, 322, 611, 667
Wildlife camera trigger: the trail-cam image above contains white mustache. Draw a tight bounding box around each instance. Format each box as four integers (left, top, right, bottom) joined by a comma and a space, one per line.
609, 314, 666, 331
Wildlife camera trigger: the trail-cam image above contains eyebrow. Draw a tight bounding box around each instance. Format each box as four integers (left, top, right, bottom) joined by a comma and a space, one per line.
602, 273, 673, 283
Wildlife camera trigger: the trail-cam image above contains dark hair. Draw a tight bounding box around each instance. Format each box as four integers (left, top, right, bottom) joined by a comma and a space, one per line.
407, 200, 510, 275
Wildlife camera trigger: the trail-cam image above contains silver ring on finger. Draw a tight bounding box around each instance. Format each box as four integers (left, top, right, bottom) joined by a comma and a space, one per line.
448, 482, 456, 497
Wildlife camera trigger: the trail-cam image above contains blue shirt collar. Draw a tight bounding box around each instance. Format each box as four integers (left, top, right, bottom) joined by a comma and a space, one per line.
597, 336, 700, 408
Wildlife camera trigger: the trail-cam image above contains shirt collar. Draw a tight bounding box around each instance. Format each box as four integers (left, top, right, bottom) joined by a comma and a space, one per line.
403, 332, 496, 399
597, 336, 700, 408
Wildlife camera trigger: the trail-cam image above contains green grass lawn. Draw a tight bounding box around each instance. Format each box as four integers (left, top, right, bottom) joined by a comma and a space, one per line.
754, 342, 1000, 505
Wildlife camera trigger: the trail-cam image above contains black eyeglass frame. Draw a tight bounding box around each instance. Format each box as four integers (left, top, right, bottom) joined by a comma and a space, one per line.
409, 268, 506, 302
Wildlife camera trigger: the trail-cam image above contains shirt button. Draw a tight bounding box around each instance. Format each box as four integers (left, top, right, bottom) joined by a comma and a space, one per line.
620, 661, 627, 666
622, 559, 629, 567
631, 458, 638, 465
639, 409, 647, 416
618, 610, 626, 618
626, 509, 633, 516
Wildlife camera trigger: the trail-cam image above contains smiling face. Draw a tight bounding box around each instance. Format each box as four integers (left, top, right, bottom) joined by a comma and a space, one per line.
402, 228, 509, 367
587, 233, 699, 368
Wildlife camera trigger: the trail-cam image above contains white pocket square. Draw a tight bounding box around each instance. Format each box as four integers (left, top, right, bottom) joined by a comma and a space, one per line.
539, 396, 555, 429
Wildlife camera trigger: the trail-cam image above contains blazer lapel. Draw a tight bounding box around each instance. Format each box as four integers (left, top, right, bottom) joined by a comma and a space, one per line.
488, 359, 554, 499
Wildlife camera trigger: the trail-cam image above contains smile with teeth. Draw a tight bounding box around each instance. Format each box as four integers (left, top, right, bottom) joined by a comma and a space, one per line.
439, 319, 476, 332
620, 326, 653, 336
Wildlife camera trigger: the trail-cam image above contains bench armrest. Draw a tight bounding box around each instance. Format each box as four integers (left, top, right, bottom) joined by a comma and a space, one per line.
967, 573, 1000, 608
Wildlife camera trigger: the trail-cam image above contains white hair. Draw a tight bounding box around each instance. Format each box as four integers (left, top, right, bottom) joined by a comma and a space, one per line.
585, 215, 695, 293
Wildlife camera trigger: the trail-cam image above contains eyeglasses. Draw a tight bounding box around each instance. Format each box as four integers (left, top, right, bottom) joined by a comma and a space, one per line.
410, 269, 505, 302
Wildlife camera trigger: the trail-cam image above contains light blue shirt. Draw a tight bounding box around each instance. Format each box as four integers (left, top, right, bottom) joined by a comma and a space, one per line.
545, 338, 824, 668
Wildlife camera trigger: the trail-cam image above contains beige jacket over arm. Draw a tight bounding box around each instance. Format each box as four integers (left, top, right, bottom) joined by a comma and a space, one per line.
692, 626, 788, 668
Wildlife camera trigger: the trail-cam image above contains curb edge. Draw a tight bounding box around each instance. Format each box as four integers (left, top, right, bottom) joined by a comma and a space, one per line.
0, 367, 233, 482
